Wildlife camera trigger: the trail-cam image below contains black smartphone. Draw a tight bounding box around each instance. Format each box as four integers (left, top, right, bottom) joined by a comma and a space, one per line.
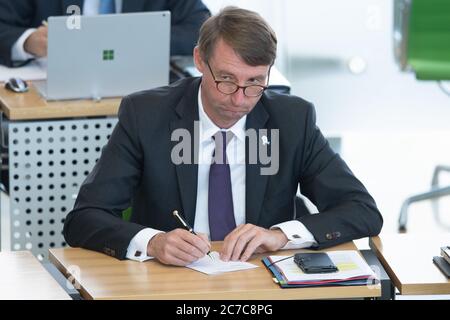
294, 253, 338, 274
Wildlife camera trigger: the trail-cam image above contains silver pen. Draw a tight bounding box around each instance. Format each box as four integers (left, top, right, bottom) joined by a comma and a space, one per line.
172, 210, 213, 259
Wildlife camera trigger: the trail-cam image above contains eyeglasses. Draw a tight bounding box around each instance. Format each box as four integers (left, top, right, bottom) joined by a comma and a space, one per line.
206, 61, 270, 97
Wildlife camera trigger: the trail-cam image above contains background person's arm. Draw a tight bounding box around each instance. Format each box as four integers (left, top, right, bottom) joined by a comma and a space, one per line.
22, 25, 47, 58
11, 28, 37, 62
0, 0, 35, 66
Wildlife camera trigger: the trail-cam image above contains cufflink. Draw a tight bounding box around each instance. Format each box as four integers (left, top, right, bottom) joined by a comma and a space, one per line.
292, 234, 301, 239
325, 232, 341, 240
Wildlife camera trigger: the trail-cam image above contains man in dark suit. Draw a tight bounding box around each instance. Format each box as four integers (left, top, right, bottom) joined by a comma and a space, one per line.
0, 0, 210, 67
63, 7, 383, 266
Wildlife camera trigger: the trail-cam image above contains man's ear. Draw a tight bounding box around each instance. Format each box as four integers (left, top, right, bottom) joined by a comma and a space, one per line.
193, 46, 205, 74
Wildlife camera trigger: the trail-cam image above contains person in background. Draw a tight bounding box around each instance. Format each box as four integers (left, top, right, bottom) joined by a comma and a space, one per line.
0, 0, 210, 67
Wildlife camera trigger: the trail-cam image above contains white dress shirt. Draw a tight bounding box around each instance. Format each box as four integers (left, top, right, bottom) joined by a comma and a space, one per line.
11, 0, 123, 62
126, 85, 317, 262
193, 84, 247, 237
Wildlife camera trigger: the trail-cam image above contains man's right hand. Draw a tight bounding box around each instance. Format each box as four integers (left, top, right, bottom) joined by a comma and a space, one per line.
147, 229, 211, 266
24, 26, 48, 58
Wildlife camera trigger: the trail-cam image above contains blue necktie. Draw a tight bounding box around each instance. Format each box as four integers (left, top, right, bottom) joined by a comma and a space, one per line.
99, 0, 116, 14
208, 131, 237, 241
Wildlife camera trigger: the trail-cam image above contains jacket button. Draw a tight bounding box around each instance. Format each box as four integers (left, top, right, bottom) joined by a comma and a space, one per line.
326, 233, 333, 240
334, 232, 341, 238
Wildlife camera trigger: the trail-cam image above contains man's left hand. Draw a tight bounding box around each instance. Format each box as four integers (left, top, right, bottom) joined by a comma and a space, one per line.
220, 224, 289, 262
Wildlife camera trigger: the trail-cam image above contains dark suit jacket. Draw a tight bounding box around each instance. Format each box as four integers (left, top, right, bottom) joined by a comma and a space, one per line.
0, 0, 210, 66
63, 77, 383, 260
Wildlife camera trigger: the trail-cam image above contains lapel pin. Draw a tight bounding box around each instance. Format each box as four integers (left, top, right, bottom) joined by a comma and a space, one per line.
261, 135, 270, 146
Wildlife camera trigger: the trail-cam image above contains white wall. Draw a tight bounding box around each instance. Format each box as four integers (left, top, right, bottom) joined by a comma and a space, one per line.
203, 0, 450, 133
283, 0, 450, 134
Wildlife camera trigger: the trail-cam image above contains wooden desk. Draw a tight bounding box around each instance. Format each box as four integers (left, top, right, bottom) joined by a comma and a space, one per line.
0, 251, 70, 299
0, 82, 120, 120
49, 242, 380, 300
370, 234, 450, 295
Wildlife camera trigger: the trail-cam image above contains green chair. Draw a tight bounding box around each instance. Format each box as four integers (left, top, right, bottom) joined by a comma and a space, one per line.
394, 0, 450, 231
122, 207, 132, 222
394, 0, 450, 80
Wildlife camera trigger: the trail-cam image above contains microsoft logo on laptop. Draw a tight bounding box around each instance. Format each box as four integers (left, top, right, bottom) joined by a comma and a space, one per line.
103, 49, 114, 61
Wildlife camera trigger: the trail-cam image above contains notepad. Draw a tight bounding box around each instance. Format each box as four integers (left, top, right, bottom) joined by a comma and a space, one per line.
187, 251, 258, 275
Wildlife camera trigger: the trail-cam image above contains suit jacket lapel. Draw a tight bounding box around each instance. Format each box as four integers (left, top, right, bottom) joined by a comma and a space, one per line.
245, 100, 270, 225
169, 79, 201, 227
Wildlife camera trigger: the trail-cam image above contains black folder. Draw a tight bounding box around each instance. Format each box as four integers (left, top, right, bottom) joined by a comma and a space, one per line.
433, 256, 450, 278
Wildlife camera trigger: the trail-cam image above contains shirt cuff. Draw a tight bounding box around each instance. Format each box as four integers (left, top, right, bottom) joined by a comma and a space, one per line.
126, 228, 165, 262
270, 220, 318, 250
11, 28, 38, 62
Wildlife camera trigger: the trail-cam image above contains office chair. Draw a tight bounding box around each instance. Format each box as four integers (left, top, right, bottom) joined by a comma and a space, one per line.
394, 0, 450, 232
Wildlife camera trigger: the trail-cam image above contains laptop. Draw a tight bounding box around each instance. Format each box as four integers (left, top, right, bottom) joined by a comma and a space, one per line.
35, 11, 170, 100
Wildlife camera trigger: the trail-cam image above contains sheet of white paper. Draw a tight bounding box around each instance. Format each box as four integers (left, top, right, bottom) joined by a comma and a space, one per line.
0, 58, 47, 82
268, 250, 376, 282
187, 251, 258, 275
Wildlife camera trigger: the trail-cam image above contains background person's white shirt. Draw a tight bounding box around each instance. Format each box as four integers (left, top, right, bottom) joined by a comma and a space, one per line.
11, 0, 123, 62
126, 85, 317, 262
